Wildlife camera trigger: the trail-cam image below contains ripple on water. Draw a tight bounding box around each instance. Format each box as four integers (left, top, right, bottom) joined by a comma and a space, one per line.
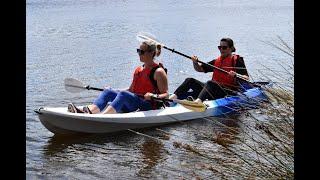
27, 0, 293, 178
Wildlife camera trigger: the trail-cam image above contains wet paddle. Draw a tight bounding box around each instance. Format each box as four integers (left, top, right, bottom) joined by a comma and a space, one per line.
150, 97, 206, 112
64, 78, 207, 112
136, 32, 262, 87
64, 78, 104, 93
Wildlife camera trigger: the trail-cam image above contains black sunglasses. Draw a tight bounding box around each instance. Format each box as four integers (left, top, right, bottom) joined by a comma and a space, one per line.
137, 49, 148, 55
218, 46, 229, 50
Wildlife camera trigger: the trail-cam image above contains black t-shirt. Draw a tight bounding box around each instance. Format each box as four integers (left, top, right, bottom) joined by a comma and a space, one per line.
201, 56, 249, 76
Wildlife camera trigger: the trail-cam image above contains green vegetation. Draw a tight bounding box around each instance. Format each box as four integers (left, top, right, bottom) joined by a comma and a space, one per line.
131, 34, 294, 179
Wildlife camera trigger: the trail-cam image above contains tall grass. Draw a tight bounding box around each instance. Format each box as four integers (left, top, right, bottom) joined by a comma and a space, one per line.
130, 35, 294, 179
170, 35, 294, 179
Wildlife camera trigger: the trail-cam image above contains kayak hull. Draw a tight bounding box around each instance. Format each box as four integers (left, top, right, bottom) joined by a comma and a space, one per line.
38, 106, 216, 134
39, 113, 174, 135
36, 87, 267, 135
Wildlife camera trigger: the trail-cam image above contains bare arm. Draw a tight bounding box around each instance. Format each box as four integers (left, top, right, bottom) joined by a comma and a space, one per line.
191, 55, 205, 72
193, 61, 205, 72
154, 68, 169, 99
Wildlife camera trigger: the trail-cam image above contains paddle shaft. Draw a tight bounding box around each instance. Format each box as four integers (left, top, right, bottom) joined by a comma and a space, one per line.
66, 77, 205, 112
151, 96, 174, 102
162, 46, 254, 85
86, 86, 104, 91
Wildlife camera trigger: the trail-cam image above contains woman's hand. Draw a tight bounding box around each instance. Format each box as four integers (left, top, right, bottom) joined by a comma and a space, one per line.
191, 55, 198, 63
191, 55, 205, 72
191, 55, 199, 63
228, 71, 249, 81
228, 71, 237, 78
144, 92, 156, 100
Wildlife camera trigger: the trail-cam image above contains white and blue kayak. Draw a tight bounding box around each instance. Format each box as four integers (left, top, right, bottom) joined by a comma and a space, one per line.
35, 87, 268, 135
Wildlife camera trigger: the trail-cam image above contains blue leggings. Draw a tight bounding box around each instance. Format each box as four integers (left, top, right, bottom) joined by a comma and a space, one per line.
93, 89, 153, 113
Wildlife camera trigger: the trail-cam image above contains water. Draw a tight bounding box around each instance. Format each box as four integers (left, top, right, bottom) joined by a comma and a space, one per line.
27, 0, 293, 179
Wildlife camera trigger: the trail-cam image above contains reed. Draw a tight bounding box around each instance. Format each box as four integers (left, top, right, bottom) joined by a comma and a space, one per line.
210, 35, 294, 179
131, 34, 294, 179
171, 34, 294, 179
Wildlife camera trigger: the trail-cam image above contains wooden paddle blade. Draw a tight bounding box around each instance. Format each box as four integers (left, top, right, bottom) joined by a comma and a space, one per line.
64, 78, 86, 93
174, 99, 207, 112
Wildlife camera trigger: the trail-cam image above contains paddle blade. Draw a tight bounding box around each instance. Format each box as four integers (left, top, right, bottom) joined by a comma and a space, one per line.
64, 78, 86, 93
175, 99, 207, 112
136, 32, 163, 46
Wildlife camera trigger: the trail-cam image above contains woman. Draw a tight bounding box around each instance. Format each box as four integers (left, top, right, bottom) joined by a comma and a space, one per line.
169, 38, 249, 103
68, 40, 169, 114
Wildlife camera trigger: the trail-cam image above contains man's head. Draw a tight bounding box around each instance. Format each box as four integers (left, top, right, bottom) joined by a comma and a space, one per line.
218, 38, 236, 57
137, 40, 156, 62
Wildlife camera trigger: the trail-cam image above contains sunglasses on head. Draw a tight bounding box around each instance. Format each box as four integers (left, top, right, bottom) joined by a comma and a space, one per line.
137, 49, 148, 55
218, 46, 229, 50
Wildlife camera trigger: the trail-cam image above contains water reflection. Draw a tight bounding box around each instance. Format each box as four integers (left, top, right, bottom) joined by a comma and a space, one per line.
43, 131, 135, 156
41, 130, 169, 179
27, 0, 293, 177
43, 134, 93, 156
138, 139, 165, 177
200, 114, 241, 147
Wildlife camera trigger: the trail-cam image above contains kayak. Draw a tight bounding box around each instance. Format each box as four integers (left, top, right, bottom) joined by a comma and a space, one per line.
35, 87, 268, 135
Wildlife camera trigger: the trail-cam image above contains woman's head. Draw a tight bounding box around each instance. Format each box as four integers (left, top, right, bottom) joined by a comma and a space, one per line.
137, 40, 156, 62
218, 38, 236, 57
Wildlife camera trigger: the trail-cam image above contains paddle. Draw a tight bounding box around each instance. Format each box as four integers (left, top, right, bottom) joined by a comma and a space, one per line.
64, 78, 206, 112
150, 97, 206, 112
64, 78, 104, 93
136, 32, 261, 87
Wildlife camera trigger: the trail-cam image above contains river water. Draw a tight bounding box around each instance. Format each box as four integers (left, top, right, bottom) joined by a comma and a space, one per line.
26, 0, 293, 179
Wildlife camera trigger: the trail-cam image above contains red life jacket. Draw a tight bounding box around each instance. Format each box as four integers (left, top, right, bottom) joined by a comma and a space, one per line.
131, 63, 167, 109
131, 63, 159, 95
212, 54, 239, 88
